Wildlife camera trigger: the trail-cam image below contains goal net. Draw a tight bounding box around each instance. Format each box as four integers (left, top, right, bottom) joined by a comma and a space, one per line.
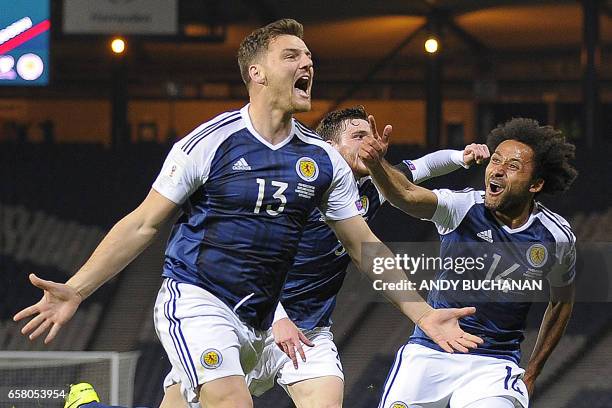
0, 351, 139, 407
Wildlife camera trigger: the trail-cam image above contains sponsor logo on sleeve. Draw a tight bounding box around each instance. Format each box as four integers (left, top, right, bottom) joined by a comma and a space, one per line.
403, 160, 416, 171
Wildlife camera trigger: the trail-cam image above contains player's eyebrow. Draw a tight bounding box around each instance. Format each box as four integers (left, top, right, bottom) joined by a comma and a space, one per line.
351, 130, 369, 138
282, 48, 312, 58
493, 152, 530, 164
507, 155, 529, 164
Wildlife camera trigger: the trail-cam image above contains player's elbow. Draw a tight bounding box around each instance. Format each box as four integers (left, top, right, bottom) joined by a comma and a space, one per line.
118, 209, 161, 241
384, 183, 415, 206
136, 224, 159, 239
386, 192, 427, 219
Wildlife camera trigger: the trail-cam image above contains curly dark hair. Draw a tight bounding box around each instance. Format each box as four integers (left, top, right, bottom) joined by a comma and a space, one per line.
486, 118, 578, 195
237, 19, 304, 86
316, 106, 368, 143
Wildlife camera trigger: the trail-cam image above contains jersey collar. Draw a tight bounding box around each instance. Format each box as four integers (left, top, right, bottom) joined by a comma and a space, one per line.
491, 206, 538, 234
241, 104, 296, 151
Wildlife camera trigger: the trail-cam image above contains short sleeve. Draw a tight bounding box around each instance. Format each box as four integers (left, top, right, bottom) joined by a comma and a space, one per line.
152, 144, 204, 204
318, 153, 361, 221
429, 189, 480, 234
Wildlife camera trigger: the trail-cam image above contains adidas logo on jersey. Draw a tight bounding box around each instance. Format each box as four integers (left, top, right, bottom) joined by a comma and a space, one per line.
477, 229, 493, 242
232, 158, 251, 171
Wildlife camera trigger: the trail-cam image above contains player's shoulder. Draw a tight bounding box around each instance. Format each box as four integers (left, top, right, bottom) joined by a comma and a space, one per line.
357, 176, 379, 195
435, 188, 484, 206
293, 120, 348, 171
356, 176, 375, 195
534, 202, 576, 244
430, 189, 484, 234
174, 108, 245, 156
293, 120, 327, 150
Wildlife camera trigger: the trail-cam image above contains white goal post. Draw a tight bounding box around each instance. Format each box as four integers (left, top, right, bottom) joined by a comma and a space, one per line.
0, 351, 140, 407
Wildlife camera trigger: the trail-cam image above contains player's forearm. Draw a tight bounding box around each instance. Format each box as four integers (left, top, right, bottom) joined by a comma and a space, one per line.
345, 232, 432, 323
66, 210, 161, 299
525, 300, 573, 379
369, 160, 436, 219
410, 149, 465, 184
369, 159, 416, 202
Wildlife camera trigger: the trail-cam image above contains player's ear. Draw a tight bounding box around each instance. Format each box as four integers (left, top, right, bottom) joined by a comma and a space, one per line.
249, 64, 266, 86
529, 178, 544, 194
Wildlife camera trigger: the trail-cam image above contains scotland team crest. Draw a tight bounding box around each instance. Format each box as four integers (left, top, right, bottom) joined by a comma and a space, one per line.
526, 243, 548, 268
201, 348, 223, 369
359, 195, 369, 214
390, 402, 408, 408
296, 157, 319, 182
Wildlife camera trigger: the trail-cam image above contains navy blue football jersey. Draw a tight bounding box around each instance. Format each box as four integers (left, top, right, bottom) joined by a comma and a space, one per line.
281, 176, 385, 329
279, 153, 466, 329
409, 189, 576, 364
152, 105, 361, 330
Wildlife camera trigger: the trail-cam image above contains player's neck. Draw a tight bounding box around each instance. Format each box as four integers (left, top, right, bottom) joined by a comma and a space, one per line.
494, 200, 535, 229
248, 100, 293, 145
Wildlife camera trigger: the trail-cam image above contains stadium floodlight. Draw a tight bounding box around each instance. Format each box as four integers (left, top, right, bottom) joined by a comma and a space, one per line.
424, 37, 439, 54
110, 37, 126, 55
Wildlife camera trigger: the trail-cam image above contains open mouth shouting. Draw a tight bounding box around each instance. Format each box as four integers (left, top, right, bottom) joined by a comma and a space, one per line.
488, 178, 506, 196
294, 74, 311, 99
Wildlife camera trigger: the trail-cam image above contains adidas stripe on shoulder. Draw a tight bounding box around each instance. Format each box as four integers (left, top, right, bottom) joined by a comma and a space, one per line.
295, 120, 322, 140
179, 110, 242, 155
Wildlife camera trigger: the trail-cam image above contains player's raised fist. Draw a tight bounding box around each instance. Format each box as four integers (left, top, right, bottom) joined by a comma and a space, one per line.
463, 143, 490, 166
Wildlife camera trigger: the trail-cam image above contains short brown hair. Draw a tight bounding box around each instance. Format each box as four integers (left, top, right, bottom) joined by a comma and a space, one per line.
237, 19, 304, 86
316, 106, 368, 143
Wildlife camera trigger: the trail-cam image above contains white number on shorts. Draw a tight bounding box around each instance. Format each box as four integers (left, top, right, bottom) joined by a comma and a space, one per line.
254, 178, 288, 216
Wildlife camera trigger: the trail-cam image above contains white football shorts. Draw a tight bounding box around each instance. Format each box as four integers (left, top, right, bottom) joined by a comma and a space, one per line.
378, 344, 529, 408
154, 278, 266, 403
247, 326, 344, 396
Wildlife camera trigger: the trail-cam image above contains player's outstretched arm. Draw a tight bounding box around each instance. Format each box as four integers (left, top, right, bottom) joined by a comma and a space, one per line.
371, 158, 439, 219
523, 282, 575, 396
401, 143, 490, 185
327, 215, 483, 353
13, 188, 180, 344
359, 116, 438, 219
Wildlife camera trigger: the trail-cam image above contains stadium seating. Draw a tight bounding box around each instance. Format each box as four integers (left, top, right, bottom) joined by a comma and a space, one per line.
564, 390, 612, 408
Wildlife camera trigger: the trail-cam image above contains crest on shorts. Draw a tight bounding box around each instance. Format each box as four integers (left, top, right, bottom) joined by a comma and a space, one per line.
201, 348, 223, 369
390, 402, 408, 408
296, 157, 319, 182
526, 243, 548, 268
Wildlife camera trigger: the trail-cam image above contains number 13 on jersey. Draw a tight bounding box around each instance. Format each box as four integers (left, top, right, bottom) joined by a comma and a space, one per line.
254, 178, 289, 216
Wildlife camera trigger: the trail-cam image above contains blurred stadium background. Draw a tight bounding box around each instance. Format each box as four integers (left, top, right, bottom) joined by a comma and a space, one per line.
1, 0, 611, 407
